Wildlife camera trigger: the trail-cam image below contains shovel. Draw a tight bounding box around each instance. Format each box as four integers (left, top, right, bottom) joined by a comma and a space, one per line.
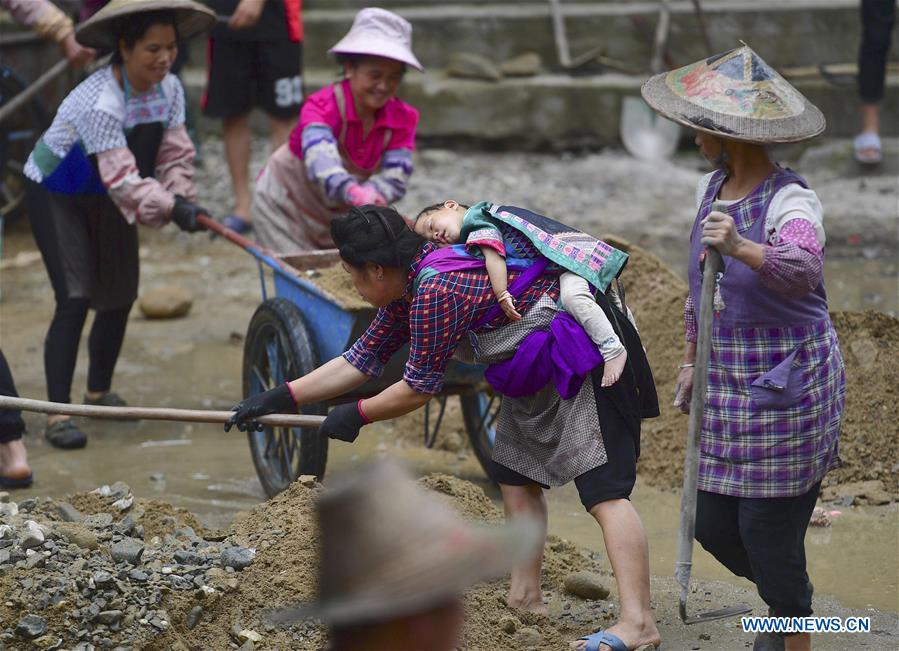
674, 232, 752, 624
620, 0, 680, 160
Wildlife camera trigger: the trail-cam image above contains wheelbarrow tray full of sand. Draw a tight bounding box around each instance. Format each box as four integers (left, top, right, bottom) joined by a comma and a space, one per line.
199, 216, 502, 497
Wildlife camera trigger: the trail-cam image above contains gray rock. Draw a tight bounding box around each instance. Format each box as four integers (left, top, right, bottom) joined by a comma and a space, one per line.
93, 570, 113, 586
0, 502, 19, 517
500, 52, 543, 77
110, 538, 144, 565
0, 523, 13, 539
25, 552, 46, 569
96, 610, 122, 625
173, 549, 204, 565
19, 524, 45, 550
220, 546, 255, 570
53, 502, 83, 522
82, 513, 114, 529
128, 569, 149, 582
563, 571, 611, 601
0, 548, 10, 565
0, 491, 9, 503
186, 605, 203, 630
18, 498, 38, 512
446, 52, 502, 82
139, 286, 193, 319
15, 614, 48, 639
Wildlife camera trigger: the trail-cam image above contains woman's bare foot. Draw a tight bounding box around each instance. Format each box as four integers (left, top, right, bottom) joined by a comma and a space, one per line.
569, 618, 661, 650
506, 590, 549, 616
601, 350, 628, 387
0, 439, 32, 482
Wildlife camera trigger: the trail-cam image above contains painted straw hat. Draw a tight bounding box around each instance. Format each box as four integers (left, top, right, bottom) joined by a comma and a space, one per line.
76, 0, 216, 49
269, 458, 541, 626
329, 7, 423, 71
641, 45, 825, 143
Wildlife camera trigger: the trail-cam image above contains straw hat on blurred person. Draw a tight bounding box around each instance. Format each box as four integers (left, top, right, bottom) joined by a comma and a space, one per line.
270, 458, 542, 651
76, 0, 216, 49
642, 44, 825, 144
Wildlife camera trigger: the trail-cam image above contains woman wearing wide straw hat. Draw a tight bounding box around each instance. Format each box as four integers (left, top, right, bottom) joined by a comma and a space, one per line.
644, 45, 845, 651
270, 458, 541, 650
251, 7, 422, 252
22, 0, 215, 449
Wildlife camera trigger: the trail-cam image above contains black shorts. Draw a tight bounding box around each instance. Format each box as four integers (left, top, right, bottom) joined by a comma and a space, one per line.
489, 371, 639, 512
202, 37, 303, 119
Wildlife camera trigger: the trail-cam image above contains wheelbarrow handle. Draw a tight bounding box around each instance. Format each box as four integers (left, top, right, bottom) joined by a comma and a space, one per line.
0, 59, 70, 127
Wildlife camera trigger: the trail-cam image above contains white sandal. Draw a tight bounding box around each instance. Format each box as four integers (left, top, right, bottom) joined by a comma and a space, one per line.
853, 131, 882, 165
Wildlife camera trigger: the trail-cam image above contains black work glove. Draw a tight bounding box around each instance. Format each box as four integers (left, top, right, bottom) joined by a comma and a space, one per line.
224, 384, 296, 432
320, 402, 367, 442
170, 195, 208, 233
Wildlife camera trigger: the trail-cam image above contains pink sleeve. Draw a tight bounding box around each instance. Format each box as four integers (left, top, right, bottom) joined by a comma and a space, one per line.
757, 218, 824, 297
683, 295, 697, 343
155, 125, 196, 202
97, 148, 175, 229
3, 0, 73, 42
289, 86, 341, 158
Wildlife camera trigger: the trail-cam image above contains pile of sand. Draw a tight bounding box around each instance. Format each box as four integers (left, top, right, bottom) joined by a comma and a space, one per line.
607, 237, 899, 498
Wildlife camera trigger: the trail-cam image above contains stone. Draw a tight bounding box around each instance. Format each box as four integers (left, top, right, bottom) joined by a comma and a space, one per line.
221, 546, 255, 570
0, 524, 13, 539
33, 634, 62, 650
238, 629, 263, 643
186, 605, 203, 630
129, 569, 149, 582
238, 642, 255, 651
446, 52, 502, 82
0, 549, 9, 565
499, 615, 520, 634
0, 491, 8, 503
500, 52, 543, 77
55, 524, 99, 550
15, 614, 48, 639
19, 522, 45, 550
298, 475, 318, 488
93, 570, 114, 586
849, 338, 878, 369
699, 632, 711, 640
0, 502, 19, 517
514, 627, 542, 647
82, 513, 114, 529
110, 538, 145, 565
18, 498, 38, 512
97, 610, 122, 625
139, 286, 193, 319
173, 549, 203, 565
564, 571, 611, 601
25, 552, 46, 569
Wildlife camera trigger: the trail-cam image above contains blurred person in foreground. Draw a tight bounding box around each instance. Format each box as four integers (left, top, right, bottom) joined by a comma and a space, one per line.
201, 0, 304, 234
269, 457, 541, 651
644, 45, 845, 651
22, 0, 215, 450
252, 7, 420, 251
854, 0, 895, 164
1, 0, 95, 66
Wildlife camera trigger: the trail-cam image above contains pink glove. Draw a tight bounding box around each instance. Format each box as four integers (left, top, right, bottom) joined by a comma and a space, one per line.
344, 183, 387, 207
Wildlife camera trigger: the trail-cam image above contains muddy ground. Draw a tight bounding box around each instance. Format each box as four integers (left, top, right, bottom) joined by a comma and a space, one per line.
0, 138, 897, 648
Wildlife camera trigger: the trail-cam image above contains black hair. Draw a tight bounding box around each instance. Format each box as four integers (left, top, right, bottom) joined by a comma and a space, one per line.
111, 10, 178, 64
331, 205, 425, 270
413, 201, 471, 223
336, 53, 407, 75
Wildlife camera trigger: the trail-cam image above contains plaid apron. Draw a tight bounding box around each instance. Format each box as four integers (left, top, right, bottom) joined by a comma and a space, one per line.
689, 168, 844, 498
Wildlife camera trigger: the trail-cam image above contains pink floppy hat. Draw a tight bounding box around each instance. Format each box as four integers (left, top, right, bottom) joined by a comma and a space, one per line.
329, 7, 423, 72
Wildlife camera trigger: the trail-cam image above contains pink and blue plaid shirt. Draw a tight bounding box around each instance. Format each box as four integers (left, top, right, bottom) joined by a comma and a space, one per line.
343, 243, 560, 394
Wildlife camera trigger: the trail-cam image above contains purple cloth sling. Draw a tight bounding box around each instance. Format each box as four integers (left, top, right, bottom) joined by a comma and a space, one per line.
417, 246, 604, 399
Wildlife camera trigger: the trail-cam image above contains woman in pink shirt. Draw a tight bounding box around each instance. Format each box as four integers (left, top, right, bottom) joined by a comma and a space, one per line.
252, 8, 421, 251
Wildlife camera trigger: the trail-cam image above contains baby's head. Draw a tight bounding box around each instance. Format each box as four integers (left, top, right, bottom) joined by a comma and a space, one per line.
413, 200, 469, 245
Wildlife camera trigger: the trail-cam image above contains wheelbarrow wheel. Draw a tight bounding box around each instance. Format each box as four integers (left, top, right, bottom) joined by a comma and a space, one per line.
243, 297, 328, 497
460, 389, 501, 481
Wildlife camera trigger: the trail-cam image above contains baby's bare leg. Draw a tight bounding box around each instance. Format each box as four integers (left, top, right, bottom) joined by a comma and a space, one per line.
559, 273, 627, 386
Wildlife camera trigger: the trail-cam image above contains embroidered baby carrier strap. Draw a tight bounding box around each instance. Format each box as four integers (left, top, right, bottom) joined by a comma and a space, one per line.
477, 202, 629, 293
333, 82, 392, 176
689, 166, 829, 328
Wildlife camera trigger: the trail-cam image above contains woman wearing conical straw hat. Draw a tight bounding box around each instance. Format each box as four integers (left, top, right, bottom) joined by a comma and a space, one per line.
643, 45, 845, 651
22, 0, 216, 449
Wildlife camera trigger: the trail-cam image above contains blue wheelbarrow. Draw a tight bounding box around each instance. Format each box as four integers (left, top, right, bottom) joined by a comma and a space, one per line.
200, 216, 500, 497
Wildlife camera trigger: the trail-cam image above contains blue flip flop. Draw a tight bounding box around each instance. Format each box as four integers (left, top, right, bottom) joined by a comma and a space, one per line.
0, 473, 33, 489
578, 631, 628, 651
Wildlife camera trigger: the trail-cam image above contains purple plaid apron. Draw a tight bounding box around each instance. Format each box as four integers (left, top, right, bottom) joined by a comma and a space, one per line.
689, 168, 845, 498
